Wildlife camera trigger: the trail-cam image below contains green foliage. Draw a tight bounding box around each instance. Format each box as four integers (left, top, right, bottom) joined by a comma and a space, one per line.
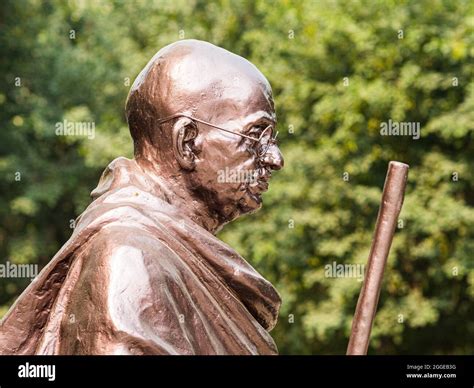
1, 0, 472, 354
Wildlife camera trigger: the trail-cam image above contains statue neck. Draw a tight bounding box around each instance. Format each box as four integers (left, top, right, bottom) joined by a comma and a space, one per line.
136, 158, 223, 235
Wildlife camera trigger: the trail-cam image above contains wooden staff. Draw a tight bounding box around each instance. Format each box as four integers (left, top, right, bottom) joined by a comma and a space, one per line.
347, 161, 409, 355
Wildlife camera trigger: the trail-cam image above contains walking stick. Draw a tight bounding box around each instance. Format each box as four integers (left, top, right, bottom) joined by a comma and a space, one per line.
347, 161, 409, 355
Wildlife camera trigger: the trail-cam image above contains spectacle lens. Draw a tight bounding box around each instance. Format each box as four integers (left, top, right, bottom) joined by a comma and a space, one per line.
257, 126, 278, 158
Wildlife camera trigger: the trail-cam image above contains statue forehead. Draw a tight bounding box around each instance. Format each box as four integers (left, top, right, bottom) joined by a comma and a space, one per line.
142, 40, 274, 118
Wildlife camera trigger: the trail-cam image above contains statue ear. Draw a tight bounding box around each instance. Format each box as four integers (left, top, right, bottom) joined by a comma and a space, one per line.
172, 117, 198, 170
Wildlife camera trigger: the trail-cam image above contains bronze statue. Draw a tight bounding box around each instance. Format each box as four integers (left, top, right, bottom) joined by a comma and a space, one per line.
0, 40, 284, 355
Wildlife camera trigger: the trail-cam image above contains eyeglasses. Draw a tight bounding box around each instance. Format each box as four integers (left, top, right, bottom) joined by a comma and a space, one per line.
157, 113, 279, 158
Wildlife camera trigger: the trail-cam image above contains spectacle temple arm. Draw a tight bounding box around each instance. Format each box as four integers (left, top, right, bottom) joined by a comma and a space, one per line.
157, 113, 264, 142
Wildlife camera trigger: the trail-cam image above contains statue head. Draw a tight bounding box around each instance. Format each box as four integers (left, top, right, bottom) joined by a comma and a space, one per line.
126, 39, 283, 228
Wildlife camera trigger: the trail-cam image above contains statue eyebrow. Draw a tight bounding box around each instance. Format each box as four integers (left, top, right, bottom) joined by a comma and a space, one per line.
242, 117, 274, 134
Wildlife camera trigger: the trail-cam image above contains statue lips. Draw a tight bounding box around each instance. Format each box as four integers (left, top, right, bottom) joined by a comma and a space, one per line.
258, 169, 272, 192
248, 171, 271, 198
257, 177, 269, 192
257, 180, 269, 192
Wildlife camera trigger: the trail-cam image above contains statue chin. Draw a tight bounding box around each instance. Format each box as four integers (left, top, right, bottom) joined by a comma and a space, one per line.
237, 190, 264, 216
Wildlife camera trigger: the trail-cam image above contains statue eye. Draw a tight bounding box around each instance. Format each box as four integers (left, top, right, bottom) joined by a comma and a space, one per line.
249, 124, 267, 138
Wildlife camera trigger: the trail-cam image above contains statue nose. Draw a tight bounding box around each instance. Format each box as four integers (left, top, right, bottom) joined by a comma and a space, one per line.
262, 145, 284, 170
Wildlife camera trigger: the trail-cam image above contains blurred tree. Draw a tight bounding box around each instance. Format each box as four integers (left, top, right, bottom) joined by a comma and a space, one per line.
0, 0, 472, 354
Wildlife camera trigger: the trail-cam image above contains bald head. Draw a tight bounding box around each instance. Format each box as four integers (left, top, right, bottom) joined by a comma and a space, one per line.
126, 39, 275, 158
124, 40, 283, 228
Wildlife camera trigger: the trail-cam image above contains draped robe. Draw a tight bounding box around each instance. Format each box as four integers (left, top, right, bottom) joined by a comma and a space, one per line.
0, 157, 281, 355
